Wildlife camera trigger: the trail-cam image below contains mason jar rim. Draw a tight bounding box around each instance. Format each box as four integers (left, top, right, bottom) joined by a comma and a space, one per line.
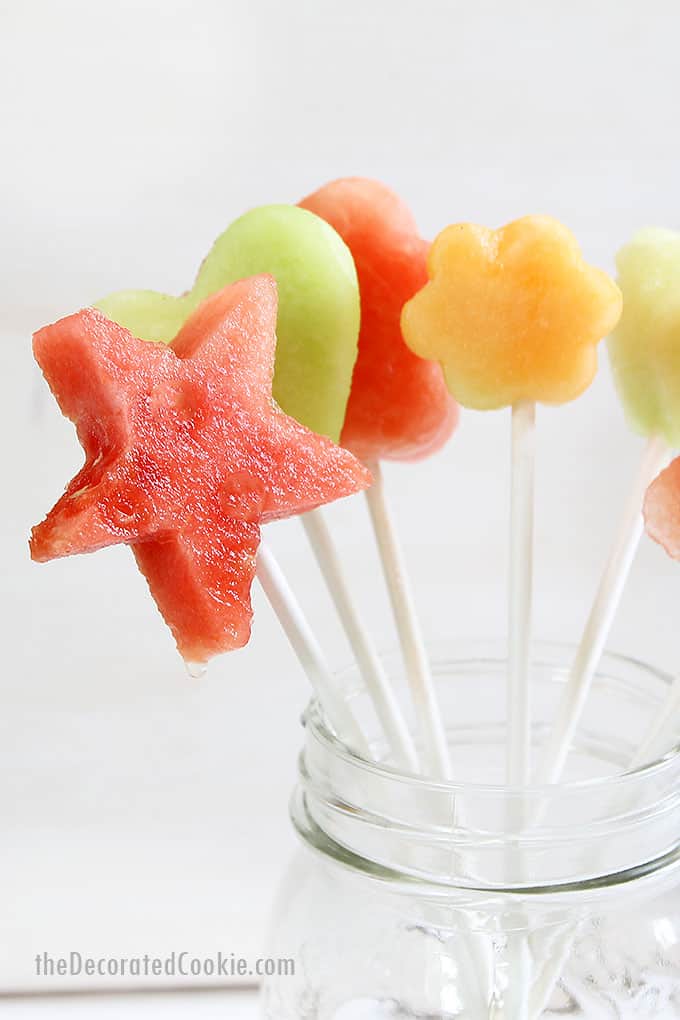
296, 640, 680, 892
305, 640, 680, 796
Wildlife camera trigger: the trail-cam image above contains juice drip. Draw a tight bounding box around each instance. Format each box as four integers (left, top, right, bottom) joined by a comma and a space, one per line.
184, 660, 207, 680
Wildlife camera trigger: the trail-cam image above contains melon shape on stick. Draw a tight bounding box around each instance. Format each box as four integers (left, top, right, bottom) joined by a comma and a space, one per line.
30, 276, 371, 663
401, 214, 622, 794
401, 215, 622, 410
299, 177, 458, 462
97, 204, 360, 442
608, 229, 680, 446
644, 457, 680, 559
301, 178, 459, 778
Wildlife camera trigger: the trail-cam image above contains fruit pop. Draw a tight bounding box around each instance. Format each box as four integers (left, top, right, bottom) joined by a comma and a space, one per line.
402, 215, 622, 784
537, 230, 677, 783
30, 277, 371, 747
99, 197, 422, 770
402, 212, 621, 1020
300, 178, 461, 777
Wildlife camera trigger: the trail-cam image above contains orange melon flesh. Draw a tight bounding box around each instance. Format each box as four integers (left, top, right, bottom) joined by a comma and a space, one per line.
300, 178, 458, 462
30, 277, 371, 662
401, 216, 623, 411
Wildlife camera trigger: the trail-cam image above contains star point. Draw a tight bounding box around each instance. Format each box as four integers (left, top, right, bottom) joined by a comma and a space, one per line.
31, 277, 371, 661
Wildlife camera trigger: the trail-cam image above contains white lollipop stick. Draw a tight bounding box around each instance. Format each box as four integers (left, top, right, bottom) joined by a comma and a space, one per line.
256, 543, 368, 755
261, 534, 486, 1007
364, 460, 451, 778
257, 547, 494, 1001
302, 509, 420, 771
305, 502, 490, 1006
529, 928, 575, 1018
504, 402, 537, 1020
537, 435, 670, 783
508, 401, 536, 785
526, 440, 673, 1016
631, 673, 680, 769
527, 663, 679, 1018
504, 935, 532, 1018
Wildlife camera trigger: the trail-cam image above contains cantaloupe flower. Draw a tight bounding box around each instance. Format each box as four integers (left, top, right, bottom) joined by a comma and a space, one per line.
401, 216, 622, 411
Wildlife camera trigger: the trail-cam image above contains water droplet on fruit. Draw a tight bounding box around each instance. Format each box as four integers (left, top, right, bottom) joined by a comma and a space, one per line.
105, 485, 151, 531
185, 660, 207, 680
219, 472, 266, 521
151, 380, 205, 426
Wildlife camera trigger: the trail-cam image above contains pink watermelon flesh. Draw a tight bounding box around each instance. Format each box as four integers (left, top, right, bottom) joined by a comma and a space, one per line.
300, 177, 459, 463
30, 276, 371, 662
644, 456, 680, 561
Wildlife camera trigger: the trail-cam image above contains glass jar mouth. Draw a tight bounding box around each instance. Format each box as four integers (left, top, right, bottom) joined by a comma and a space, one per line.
304, 640, 680, 797
291, 785, 680, 899
296, 640, 680, 892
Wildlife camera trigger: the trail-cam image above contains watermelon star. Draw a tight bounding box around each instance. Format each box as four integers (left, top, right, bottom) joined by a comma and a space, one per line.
30, 276, 371, 663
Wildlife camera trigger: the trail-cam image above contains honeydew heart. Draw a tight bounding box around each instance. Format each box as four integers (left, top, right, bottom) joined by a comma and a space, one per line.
96, 205, 361, 441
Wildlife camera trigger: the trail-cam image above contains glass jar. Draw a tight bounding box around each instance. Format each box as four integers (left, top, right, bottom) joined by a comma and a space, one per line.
262, 641, 680, 1018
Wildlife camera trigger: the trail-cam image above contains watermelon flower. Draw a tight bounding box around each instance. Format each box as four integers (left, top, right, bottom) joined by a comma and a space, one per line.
30, 276, 371, 663
401, 216, 622, 411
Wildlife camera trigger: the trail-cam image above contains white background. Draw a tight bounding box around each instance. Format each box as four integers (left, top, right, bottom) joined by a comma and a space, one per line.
2, 0, 680, 1012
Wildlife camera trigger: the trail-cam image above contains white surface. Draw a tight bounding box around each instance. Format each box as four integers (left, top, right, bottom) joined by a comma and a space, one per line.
1, 989, 258, 1018
3, 0, 680, 997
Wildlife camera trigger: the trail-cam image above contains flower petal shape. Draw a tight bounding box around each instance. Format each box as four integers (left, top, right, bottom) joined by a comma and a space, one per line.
401, 216, 622, 411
